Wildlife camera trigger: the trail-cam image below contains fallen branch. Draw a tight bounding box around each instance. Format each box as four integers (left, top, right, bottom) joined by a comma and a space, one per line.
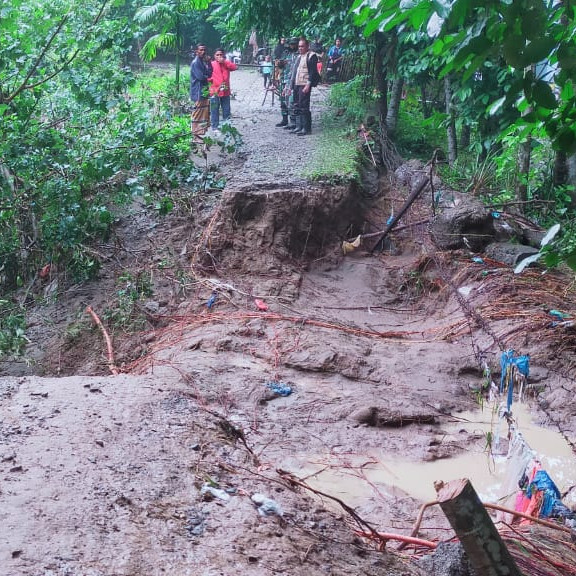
354, 529, 437, 550
85, 305, 119, 376
485, 502, 573, 534
276, 469, 379, 538
342, 178, 430, 255
396, 500, 439, 551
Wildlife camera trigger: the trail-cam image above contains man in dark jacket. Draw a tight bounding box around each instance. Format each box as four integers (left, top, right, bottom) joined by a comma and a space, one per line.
189, 43, 212, 142
289, 37, 319, 136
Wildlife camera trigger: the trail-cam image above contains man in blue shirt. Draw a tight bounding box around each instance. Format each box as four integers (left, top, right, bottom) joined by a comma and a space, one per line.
190, 44, 212, 142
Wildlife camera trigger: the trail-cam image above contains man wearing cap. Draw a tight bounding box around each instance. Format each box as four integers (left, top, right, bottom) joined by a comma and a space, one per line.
289, 37, 319, 136
275, 37, 298, 128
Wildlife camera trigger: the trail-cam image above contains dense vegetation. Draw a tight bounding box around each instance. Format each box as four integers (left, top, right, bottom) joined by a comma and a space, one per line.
3, 0, 576, 357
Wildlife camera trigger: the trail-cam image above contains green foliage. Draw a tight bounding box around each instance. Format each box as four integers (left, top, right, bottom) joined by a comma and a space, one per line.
395, 96, 447, 160
104, 271, 154, 331
0, 2, 237, 298
302, 117, 359, 182
328, 75, 374, 124
0, 300, 27, 358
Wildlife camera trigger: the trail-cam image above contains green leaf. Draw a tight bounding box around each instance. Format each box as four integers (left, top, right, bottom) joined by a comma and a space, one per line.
503, 35, 525, 67
531, 80, 558, 110
564, 251, 576, 271
523, 37, 557, 66
488, 96, 506, 116
555, 127, 576, 153
557, 43, 576, 71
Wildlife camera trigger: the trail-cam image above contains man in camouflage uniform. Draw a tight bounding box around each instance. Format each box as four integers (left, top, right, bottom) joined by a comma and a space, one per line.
275, 37, 298, 129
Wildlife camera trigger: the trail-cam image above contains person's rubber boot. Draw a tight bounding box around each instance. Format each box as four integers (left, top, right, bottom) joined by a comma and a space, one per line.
284, 116, 297, 129
292, 115, 304, 134
297, 111, 311, 135
275, 116, 288, 127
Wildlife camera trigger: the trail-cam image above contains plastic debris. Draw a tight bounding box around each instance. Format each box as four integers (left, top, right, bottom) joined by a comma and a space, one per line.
206, 292, 218, 309
492, 211, 501, 219
500, 349, 530, 411
386, 214, 395, 226
342, 235, 361, 255
266, 380, 292, 396
471, 257, 484, 264
549, 309, 571, 319
254, 298, 268, 311
201, 484, 230, 501
458, 285, 472, 297
516, 461, 575, 521
251, 493, 283, 517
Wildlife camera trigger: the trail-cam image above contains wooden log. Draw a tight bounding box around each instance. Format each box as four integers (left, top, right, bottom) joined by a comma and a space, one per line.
436, 478, 523, 576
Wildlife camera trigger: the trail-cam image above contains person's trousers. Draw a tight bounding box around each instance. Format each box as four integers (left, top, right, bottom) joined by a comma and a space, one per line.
191, 98, 210, 136
210, 95, 231, 129
293, 85, 311, 118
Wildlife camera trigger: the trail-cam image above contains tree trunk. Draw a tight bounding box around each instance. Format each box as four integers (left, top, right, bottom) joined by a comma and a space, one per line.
516, 135, 531, 204
460, 123, 471, 149
386, 77, 404, 137
444, 75, 457, 165
436, 479, 522, 576
420, 81, 430, 118
553, 150, 568, 187
373, 32, 388, 121
175, 11, 181, 93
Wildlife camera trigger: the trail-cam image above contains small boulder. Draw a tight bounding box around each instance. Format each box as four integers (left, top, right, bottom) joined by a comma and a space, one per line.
430, 193, 495, 251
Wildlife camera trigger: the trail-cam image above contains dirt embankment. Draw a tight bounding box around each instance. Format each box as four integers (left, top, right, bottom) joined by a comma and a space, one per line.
1, 69, 576, 576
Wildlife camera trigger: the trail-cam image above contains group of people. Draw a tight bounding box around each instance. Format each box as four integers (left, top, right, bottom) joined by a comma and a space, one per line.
189, 36, 345, 142
189, 44, 238, 142
272, 36, 320, 136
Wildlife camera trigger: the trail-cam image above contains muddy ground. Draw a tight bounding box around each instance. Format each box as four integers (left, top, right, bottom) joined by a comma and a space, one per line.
1, 69, 576, 576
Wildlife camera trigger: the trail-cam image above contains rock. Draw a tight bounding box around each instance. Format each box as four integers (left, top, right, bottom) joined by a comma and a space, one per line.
416, 541, 475, 576
522, 227, 546, 248
430, 193, 495, 251
350, 405, 437, 427
484, 242, 539, 266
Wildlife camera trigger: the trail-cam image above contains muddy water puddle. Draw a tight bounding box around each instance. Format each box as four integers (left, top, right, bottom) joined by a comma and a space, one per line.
287, 402, 576, 510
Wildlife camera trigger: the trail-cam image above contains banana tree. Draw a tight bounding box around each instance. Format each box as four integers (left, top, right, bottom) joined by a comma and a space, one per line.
136, 0, 211, 93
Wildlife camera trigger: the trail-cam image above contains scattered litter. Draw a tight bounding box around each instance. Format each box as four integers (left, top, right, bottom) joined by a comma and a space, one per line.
206, 292, 218, 309
386, 214, 395, 226
492, 211, 501, 219
254, 298, 268, 311
516, 460, 575, 521
471, 257, 484, 264
251, 493, 283, 517
500, 349, 530, 411
266, 380, 292, 396
201, 484, 230, 501
458, 285, 472, 297
342, 235, 361, 255
549, 309, 571, 320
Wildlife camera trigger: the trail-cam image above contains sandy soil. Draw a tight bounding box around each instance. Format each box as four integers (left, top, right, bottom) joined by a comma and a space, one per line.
1, 68, 576, 576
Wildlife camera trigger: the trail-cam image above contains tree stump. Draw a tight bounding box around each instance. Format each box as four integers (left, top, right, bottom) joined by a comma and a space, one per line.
436, 478, 523, 576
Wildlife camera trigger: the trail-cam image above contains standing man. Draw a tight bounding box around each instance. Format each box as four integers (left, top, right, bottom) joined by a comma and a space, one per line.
275, 37, 298, 128
208, 48, 238, 134
190, 44, 212, 143
289, 37, 319, 136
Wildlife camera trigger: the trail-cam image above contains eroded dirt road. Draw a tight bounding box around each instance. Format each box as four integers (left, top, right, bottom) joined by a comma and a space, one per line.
1, 69, 576, 576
